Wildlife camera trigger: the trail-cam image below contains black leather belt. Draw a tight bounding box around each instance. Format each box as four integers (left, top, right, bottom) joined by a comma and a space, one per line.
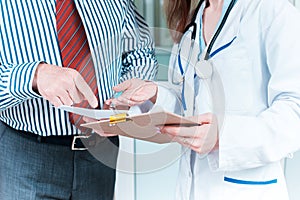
4, 123, 98, 150
24, 132, 98, 150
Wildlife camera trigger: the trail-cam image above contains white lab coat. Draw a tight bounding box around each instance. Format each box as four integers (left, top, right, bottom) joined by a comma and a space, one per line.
154, 0, 300, 199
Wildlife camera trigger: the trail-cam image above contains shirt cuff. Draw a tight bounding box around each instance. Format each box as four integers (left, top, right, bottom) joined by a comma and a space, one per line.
9, 61, 42, 100
152, 83, 179, 114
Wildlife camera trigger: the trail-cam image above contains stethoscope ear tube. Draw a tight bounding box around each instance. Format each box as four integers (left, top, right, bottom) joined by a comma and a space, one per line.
204, 0, 237, 60
182, 0, 204, 41
183, 22, 197, 41
172, 0, 237, 85
172, 0, 237, 114
182, 0, 237, 60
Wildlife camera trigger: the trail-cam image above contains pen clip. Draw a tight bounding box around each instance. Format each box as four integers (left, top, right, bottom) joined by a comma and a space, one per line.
109, 113, 131, 126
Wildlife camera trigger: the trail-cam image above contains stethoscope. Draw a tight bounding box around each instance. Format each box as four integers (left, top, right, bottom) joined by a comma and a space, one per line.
171, 0, 237, 112
171, 0, 237, 86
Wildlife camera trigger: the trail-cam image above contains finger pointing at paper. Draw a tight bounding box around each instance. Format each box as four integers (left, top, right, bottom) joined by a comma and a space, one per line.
32, 63, 98, 108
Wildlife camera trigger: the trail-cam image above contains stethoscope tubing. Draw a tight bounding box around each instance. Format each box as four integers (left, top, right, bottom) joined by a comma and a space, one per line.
172, 0, 237, 85
204, 0, 237, 60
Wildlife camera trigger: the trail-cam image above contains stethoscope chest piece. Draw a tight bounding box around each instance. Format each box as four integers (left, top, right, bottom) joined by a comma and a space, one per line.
194, 59, 213, 79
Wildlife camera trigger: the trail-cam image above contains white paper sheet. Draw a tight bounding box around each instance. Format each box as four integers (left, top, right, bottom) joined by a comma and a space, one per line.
58, 105, 133, 119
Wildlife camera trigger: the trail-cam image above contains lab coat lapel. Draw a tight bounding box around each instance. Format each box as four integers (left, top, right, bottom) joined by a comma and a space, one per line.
209, 1, 243, 57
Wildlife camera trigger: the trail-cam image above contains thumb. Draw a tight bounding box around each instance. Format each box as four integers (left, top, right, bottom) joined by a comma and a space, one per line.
113, 80, 132, 92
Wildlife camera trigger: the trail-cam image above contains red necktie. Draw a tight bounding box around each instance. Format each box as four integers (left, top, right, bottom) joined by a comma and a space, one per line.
56, 0, 98, 131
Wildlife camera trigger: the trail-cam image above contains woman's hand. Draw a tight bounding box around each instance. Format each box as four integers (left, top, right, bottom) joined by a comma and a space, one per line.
160, 113, 219, 154
105, 78, 158, 107
82, 116, 117, 137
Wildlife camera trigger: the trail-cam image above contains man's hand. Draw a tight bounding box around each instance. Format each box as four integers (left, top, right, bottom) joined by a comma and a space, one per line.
32, 63, 98, 108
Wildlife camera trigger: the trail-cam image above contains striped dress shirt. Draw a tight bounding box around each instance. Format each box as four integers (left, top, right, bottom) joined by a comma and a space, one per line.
0, 0, 158, 136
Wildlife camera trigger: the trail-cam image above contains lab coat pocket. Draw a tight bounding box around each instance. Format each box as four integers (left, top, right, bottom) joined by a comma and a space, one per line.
213, 56, 254, 112
222, 167, 280, 200
223, 176, 277, 185
224, 166, 278, 186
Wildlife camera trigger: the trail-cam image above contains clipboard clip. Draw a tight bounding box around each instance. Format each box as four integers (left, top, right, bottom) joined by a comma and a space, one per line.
109, 113, 131, 126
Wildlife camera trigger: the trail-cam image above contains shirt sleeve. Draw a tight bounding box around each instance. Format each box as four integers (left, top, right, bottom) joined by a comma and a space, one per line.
153, 44, 184, 115
208, 1, 300, 171
0, 61, 41, 111
120, 0, 158, 81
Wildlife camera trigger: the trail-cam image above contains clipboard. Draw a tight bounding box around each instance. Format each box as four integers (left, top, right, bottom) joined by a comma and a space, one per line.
81, 111, 200, 144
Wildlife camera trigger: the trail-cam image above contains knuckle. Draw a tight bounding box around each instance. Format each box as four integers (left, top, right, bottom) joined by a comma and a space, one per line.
73, 72, 81, 80
51, 100, 61, 107
195, 147, 202, 154
68, 68, 79, 78
73, 98, 81, 104
66, 67, 76, 73
65, 100, 73, 106
58, 80, 68, 87
43, 88, 56, 96
192, 140, 203, 150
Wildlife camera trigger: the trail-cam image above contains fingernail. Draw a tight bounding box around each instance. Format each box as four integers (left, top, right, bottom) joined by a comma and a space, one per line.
93, 101, 98, 108
156, 127, 162, 134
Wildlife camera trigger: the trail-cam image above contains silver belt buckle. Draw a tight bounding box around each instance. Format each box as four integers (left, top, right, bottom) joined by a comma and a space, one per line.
71, 135, 90, 151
